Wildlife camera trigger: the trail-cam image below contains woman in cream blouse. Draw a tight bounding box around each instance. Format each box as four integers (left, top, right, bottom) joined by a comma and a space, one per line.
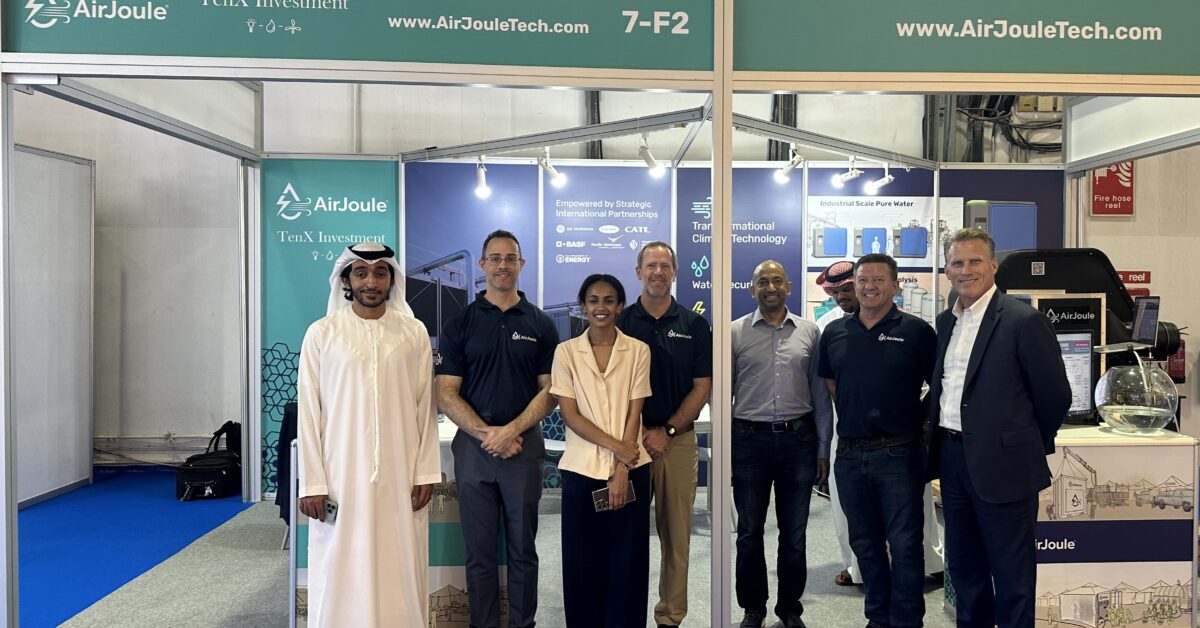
550, 273, 653, 628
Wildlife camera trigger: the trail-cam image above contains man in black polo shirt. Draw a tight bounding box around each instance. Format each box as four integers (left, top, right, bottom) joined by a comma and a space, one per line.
818, 253, 936, 628
436, 229, 559, 628
616, 241, 712, 628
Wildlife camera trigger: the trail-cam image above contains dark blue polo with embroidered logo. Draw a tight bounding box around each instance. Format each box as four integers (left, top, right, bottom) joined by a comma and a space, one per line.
436, 291, 559, 426
616, 297, 712, 428
817, 305, 936, 439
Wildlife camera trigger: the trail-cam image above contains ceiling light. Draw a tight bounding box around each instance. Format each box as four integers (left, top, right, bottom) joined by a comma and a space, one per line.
474, 156, 492, 199
863, 164, 894, 195
774, 144, 803, 184
638, 133, 666, 178
539, 148, 567, 188
830, 157, 862, 189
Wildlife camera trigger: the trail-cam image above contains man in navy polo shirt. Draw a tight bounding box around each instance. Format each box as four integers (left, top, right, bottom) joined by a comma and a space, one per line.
436, 229, 559, 628
615, 241, 712, 628
818, 253, 936, 628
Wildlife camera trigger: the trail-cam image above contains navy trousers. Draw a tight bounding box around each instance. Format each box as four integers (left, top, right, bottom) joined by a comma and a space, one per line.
835, 439, 926, 628
454, 427, 545, 628
560, 466, 651, 628
939, 434, 1038, 628
731, 420, 818, 619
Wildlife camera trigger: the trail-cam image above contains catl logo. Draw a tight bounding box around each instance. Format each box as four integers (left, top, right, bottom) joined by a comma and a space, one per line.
275, 182, 389, 222
26, 0, 169, 29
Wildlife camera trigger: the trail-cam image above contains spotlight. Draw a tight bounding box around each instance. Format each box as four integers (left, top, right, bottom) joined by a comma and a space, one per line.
474, 156, 492, 200
539, 148, 567, 188
863, 165, 894, 196
830, 158, 862, 189
774, 145, 803, 184
638, 133, 666, 178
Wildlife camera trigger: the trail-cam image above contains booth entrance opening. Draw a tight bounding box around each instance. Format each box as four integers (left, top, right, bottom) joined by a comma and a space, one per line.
0, 39, 1198, 628
6, 75, 734, 627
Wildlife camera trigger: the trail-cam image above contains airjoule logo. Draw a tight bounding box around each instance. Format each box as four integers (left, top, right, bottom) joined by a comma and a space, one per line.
26, 0, 169, 29
667, 329, 692, 340
276, 182, 314, 221
878, 333, 905, 343
1045, 308, 1095, 325
275, 181, 388, 221
511, 331, 536, 343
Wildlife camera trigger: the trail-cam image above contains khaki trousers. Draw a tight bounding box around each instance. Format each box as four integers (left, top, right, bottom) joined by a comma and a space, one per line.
651, 431, 698, 626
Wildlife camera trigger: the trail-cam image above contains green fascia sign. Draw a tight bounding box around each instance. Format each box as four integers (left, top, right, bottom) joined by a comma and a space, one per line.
259, 158, 398, 493
735, 0, 1192, 75
4, 0, 713, 71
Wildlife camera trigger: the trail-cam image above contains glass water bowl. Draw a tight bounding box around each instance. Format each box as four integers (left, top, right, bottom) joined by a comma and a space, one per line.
1094, 364, 1179, 433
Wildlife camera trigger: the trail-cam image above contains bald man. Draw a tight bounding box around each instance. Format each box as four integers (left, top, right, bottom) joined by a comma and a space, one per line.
730, 260, 833, 628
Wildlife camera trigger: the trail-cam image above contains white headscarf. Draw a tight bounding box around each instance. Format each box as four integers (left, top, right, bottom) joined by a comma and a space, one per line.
326, 242, 414, 317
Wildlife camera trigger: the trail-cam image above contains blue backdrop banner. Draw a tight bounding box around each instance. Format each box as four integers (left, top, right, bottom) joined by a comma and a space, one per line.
542, 165, 671, 308
676, 167, 805, 322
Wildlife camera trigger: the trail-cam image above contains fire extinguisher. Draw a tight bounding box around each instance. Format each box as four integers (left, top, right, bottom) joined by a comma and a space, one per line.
1167, 336, 1186, 384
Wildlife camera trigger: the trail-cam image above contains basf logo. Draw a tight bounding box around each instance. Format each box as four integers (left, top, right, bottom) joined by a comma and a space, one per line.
26, 0, 169, 29
275, 181, 389, 221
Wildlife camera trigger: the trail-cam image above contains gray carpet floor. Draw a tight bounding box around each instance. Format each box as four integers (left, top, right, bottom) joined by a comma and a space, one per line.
62, 502, 290, 628
59, 491, 955, 627
535, 488, 954, 628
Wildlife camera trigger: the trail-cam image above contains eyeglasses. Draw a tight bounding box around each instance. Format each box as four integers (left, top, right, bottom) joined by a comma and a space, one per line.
484, 255, 522, 265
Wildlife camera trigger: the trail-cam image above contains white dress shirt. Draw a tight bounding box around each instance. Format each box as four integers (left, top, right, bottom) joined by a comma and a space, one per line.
938, 284, 998, 431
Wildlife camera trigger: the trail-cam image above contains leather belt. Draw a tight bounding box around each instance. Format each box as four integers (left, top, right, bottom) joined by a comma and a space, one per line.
844, 434, 920, 451
943, 428, 964, 442
733, 414, 812, 433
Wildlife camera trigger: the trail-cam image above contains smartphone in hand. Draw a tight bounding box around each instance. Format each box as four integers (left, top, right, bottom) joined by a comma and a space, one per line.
591, 481, 636, 512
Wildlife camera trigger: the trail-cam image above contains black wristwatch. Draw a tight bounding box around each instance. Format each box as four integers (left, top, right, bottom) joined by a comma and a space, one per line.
665, 425, 678, 438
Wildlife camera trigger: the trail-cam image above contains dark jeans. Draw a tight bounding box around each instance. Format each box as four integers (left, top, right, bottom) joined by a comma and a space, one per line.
560, 466, 651, 628
732, 420, 817, 618
939, 435, 1038, 628
453, 427, 545, 628
835, 439, 926, 628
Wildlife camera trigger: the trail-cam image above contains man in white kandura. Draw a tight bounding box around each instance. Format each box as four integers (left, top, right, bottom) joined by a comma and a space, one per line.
297, 242, 441, 627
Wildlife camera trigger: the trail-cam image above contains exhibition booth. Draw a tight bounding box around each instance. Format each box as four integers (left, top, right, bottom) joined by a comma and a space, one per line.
1, 0, 1199, 626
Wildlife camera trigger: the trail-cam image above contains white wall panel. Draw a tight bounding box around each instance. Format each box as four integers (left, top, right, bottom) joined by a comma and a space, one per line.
263, 84, 925, 166
12, 147, 92, 504
1082, 144, 1200, 435
360, 85, 586, 158
603, 93, 924, 163
795, 95, 924, 158
76, 78, 257, 149
265, 83, 710, 161
1069, 97, 1200, 163
264, 83, 587, 157
13, 91, 242, 441
263, 82, 356, 153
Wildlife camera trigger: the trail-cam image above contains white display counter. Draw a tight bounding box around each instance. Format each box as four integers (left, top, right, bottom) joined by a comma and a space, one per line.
944, 425, 1198, 628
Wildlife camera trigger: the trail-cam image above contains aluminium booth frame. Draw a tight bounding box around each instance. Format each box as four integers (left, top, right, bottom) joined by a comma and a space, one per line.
6, 0, 1200, 622
0, 34, 722, 628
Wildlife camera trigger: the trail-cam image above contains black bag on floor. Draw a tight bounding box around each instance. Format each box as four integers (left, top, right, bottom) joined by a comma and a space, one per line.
176, 421, 242, 501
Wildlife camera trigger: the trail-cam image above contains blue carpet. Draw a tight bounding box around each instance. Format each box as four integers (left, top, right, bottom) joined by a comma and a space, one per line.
18, 468, 251, 628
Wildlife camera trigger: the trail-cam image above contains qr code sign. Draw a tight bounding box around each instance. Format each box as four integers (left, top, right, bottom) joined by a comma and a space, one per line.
1031, 261, 1046, 276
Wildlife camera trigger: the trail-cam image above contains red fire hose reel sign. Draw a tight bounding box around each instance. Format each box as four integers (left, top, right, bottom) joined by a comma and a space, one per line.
1091, 162, 1134, 216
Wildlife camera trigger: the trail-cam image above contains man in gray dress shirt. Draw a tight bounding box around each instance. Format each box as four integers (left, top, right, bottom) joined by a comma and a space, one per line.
731, 259, 833, 628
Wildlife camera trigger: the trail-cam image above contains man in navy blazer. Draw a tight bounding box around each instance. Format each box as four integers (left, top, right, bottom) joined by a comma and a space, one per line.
927, 228, 1070, 628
